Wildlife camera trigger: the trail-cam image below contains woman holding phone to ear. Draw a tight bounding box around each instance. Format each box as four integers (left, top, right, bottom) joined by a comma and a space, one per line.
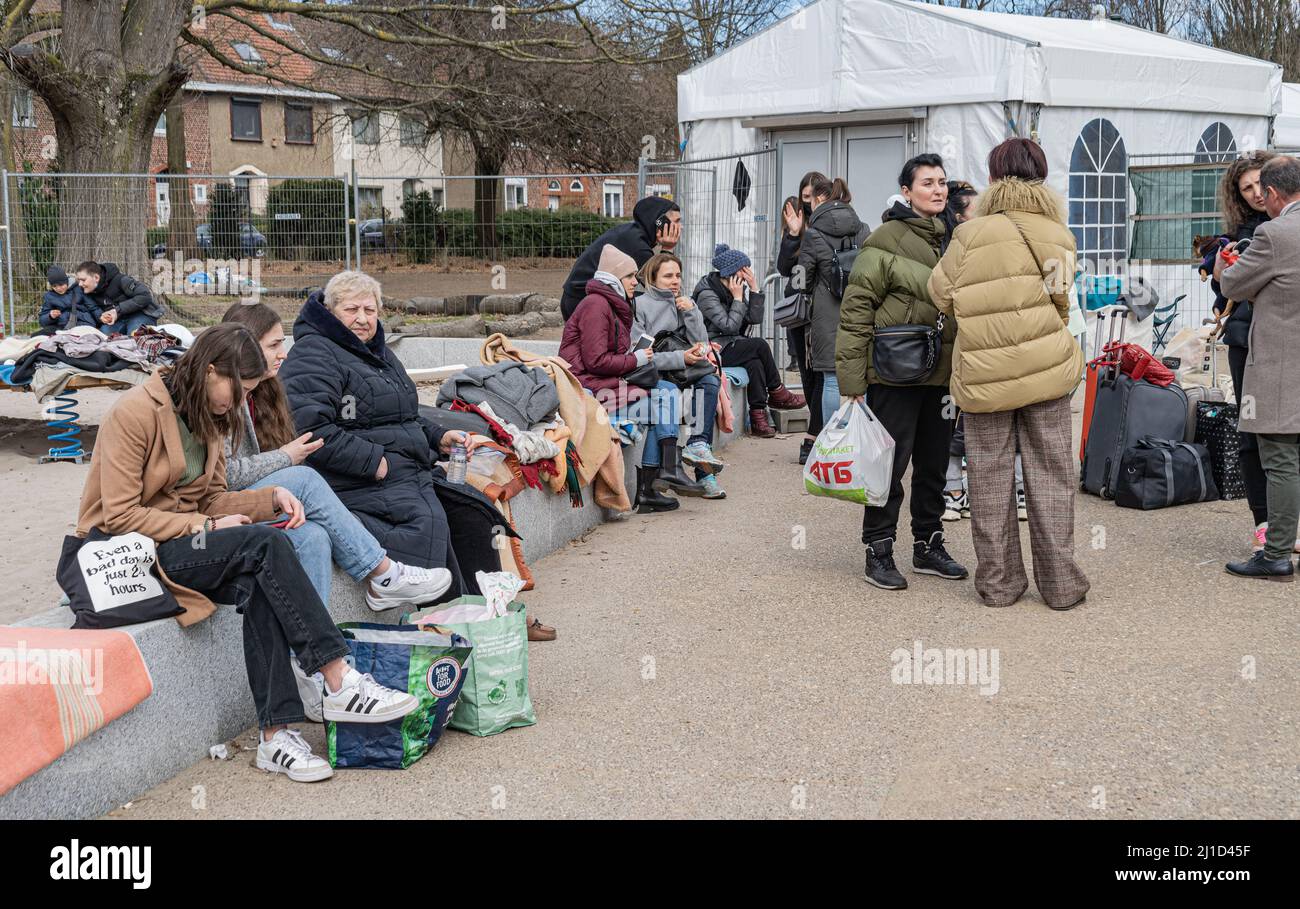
221, 302, 454, 612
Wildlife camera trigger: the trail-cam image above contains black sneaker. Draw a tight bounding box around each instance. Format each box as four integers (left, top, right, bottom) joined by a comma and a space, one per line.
798, 438, 815, 465
913, 531, 969, 580
865, 539, 907, 590
1225, 551, 1295, 582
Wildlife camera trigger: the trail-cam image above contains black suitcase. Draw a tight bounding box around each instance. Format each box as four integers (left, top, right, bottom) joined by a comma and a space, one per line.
1081, 368, 1188, 499
1194, 401, 1247, 500
1114, 437, 1219, 509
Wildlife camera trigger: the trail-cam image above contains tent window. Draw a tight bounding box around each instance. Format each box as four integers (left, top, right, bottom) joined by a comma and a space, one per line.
1068, 118, 1128, 270
1195, 123, 1236, 163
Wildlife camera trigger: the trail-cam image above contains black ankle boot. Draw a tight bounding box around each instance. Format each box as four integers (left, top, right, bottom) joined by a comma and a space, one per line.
636, 466, 678, 514
913, 530, 969, 580
654, 438, 705, 497
865, 538, 907, 590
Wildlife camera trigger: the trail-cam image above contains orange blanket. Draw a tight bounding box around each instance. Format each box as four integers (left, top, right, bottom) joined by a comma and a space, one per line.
480, 333, 631, 512
0, 625, 153, 796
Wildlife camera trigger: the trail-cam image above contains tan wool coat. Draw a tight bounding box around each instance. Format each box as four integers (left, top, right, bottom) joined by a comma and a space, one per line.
928, 178, 1085, 414
76, 372, 278, 625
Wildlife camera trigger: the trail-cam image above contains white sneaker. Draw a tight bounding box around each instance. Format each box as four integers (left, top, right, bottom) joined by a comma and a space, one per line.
322, 667, 419, 724
365, 563, 453, 612
289, 653, 325, 723
1016, 489, 1028, 522
256, 728, 333, 783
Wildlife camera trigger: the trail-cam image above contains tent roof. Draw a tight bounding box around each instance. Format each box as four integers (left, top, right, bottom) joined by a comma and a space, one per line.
678, 0, 1281, 122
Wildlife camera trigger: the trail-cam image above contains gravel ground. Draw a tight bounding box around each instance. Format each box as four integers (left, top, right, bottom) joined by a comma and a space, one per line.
91, 416, 1300, 820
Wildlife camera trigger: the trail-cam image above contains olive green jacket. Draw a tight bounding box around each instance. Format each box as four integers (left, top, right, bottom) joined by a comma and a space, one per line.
835, 204, 952, 396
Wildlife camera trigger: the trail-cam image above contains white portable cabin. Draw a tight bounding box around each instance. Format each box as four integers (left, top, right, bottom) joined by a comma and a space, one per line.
676, 0, 1282, 331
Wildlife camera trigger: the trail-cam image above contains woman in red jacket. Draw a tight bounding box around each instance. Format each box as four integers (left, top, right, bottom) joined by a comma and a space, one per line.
559, 244, 702, 512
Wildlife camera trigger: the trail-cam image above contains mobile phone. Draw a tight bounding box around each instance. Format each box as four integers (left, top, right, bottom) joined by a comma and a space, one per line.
263, 517, 291, 529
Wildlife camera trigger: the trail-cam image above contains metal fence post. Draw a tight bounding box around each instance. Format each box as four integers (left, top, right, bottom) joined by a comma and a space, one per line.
2, 170, 13, 335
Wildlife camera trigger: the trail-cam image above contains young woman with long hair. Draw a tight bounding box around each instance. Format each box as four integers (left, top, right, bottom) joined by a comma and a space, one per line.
75, 323, 420, 782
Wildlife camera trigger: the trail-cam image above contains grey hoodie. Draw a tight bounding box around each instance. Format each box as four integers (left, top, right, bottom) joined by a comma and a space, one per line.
631, 285, 709, 371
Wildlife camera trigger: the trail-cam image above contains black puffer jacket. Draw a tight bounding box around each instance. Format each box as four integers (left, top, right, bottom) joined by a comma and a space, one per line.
85, 262, 162, 319
279, 292, 512, 578
1213, 212, 1268, 349
798, 201, 869, 371
560, 196, 679, 320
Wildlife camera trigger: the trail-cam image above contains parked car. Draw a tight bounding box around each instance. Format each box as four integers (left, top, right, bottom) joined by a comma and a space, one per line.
359, 218, 403, 250
151, 222, 267, 259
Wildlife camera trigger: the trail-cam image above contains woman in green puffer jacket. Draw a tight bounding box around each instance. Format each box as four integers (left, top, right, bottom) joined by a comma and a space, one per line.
835, 153, 968, 592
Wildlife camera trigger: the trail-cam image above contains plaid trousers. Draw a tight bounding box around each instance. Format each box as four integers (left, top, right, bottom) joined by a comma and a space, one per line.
964, 395, 1090, 608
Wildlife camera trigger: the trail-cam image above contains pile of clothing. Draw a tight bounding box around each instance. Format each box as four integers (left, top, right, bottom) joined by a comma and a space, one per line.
3, 324, 190, 398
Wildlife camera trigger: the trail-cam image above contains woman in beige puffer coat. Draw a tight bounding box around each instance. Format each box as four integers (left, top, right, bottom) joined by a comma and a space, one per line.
927, 138, 1089, 611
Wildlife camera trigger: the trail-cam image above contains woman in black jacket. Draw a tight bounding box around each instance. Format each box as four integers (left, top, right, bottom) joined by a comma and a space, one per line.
693, 243, 805, 438
279, 271, 554, 639
778, 172, 827, 463
1214, 151, 1281, 554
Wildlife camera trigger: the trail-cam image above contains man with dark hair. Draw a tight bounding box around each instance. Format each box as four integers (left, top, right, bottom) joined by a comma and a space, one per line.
75, 259, 163, 335
1217, 154, 1300, 581
560, 196, 682, 320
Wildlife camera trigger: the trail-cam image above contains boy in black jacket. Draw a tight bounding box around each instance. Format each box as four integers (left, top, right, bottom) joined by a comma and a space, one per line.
38, 266, 101, 334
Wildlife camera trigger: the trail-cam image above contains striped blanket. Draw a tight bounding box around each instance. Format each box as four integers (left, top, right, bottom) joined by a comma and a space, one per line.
0, 625, 153, 796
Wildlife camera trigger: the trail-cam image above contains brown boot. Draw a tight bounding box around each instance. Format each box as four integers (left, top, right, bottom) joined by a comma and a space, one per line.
767, 385, 806, 410
749, 407, 776, 438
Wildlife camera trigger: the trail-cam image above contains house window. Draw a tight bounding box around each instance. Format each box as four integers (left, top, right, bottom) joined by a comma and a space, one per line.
232, 42, 265, 66
602, 180, 625, 218
284, 104, 313, 144
230, 97, 262, 141
1068, 118, 1128, 272
11, 89, 35, 128
155, 113, 167, 136
399, 117, 426, 148
234, 175, 251, 211
358, 186, 383, 219
547, 196, 559, 212
194, 183, 208, 204
402, 178, 421, 199
647, 183, 672, 199
431, 188, 445, 209
352, 112, 379, 145
265, 14, 295, 31
547, 179, 561, 192
505, 178, 527, 210
569, 179, 583, 192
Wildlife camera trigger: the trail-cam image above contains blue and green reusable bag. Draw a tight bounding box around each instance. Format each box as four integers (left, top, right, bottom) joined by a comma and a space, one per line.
405, 596, 537, 737
327, 622, 472, 769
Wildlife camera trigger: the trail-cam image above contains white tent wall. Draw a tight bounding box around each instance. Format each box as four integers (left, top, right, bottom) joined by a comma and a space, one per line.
921, 103, 1007, 188
1276, 84, 1300, 148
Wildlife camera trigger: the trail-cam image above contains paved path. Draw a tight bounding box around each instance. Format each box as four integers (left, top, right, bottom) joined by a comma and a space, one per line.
110, 429, 1300, 819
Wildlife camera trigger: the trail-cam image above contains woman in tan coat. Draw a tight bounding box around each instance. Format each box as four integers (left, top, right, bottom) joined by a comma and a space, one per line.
76, 324, 421, 782
928, 139, 1089, 610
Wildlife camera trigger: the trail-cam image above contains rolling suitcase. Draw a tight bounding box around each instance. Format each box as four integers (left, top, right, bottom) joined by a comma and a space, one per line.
1080, 307, 1126, 464
1081, 349, 1189, 499
1194, 401, 1247, 500
1180, 329, 1226, 442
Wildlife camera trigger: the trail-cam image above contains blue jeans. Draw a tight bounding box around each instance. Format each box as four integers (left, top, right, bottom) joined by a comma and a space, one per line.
249, 465, 385, 604
620, 380, 681, 467
100, 312, 157, 336
685, 374, 720, 447
821, 371, 840, 426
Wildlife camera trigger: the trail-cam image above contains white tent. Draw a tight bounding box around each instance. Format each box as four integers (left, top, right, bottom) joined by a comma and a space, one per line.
675, 0, 1283, 332
1275, 84, 1300, 148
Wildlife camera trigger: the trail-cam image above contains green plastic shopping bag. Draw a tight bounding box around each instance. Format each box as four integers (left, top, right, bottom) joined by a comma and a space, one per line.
405, 596, 537, 736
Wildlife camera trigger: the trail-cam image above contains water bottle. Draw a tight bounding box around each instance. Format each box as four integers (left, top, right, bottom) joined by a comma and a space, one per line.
447, 443, 468, 484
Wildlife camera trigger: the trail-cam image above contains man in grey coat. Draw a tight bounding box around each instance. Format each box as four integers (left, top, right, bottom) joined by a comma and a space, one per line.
1218, 154, 1300, 581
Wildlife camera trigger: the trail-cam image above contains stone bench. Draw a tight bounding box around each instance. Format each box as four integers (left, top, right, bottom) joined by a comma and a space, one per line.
0, 340, 751, 819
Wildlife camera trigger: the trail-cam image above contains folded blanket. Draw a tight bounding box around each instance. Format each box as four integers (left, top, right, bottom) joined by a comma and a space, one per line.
0, 625, 153, 796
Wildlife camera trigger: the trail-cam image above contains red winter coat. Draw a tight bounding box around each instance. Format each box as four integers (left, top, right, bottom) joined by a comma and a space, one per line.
559, 279, 647, 412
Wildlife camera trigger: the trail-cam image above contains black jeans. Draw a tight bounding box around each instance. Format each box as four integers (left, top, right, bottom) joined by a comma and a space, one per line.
157, 524, 349, 729
1228, 344, 1269, 525
862, 384, 953, 546
721, 336, 780, 409
787, 324, 823, 435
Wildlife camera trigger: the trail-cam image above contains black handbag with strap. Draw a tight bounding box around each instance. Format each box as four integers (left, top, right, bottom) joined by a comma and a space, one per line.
873, 306, 945, 385
653, 327, 716, 387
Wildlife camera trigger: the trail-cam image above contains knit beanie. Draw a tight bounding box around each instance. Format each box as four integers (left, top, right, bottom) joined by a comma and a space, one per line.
711, 243, 751, 278
596, 244, 637, 279
47, 265, 68, 286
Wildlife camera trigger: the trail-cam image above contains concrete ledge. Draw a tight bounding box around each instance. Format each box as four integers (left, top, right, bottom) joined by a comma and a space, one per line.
1, 341, 751, 819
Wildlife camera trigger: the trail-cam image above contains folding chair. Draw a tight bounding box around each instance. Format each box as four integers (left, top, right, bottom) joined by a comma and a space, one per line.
1150, 294, 1184, 354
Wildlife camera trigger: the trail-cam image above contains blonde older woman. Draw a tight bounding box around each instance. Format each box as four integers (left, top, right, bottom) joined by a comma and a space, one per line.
279, 272, 557, 639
